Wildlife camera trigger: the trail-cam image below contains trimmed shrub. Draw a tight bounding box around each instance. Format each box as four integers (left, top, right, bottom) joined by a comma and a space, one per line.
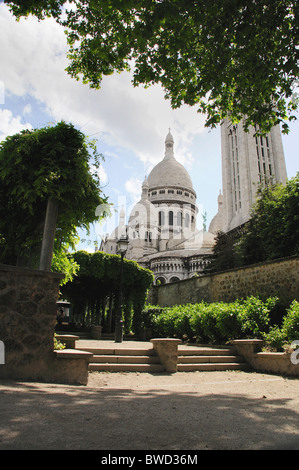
238, 296, 270, 338
214, 302, 243, 342
143, 296, 290, 344
263, 326, 287, 351
142, 305, 166, 330
282, 300, 299, 342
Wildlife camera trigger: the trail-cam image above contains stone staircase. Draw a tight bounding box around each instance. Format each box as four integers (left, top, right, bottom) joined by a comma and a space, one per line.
177, 346, 249, 371
77, 343, 249, 373
79, 345, 165, 372
56, 329, 91, 340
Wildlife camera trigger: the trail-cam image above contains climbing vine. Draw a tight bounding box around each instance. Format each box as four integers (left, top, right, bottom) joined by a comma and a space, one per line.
60, 250, 154, 335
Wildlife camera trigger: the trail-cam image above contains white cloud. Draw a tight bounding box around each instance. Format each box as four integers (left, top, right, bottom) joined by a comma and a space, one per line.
0, 3, 208, 170
0, 5, 66, 96
23, 104, 32, 115
91, 164, 109, 186
0, 109, 32, 140
0, 81, 4, 105
125, 177, 143, 205
98, 165, 108, 186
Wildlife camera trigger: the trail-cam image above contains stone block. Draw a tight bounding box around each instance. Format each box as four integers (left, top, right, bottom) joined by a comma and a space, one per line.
151, 338, 182, 372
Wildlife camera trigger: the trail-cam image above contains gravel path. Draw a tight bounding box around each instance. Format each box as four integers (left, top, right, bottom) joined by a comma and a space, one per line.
0, 367, 298, 450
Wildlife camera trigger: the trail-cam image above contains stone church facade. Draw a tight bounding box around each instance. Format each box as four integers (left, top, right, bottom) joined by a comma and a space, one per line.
100, 131, 215, 284
209, 119, 287, 234
101, 122, 287, 284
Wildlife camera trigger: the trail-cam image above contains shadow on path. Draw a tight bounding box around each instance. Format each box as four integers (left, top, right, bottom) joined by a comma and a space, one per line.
0, 378, 298, 450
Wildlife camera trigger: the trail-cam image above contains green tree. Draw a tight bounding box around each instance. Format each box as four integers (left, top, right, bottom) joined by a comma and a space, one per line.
240, 174, 299, 264
205, 230, 240, 273
0, 121, 108, 273
5, 0, 299, 133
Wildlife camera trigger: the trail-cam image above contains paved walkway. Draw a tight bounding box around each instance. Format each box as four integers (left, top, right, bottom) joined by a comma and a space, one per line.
77, 338, 156, 349
0, 339, 298, 451
75, 338, 229, 351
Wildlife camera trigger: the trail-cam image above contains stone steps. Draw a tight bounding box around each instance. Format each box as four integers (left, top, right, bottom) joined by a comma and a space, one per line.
177, 347, 249, 371
56, 330, 91, 340
178, 355, 245, 363
90, 363, 165, 372
79, 346, 165, 372
78, 344, 249, 373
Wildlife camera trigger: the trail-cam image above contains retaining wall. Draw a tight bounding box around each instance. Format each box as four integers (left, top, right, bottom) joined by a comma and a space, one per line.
0, 264, 91, 385
233, 340, 299, 377
148, 255, 299, 307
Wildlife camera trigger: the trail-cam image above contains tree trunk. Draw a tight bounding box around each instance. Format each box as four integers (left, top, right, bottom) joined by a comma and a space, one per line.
39, 197, 58, 271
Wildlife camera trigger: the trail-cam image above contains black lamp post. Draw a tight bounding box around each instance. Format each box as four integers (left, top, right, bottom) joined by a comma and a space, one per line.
115, 235, 129, 343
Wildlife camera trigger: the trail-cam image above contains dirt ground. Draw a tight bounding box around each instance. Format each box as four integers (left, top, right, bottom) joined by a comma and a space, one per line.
0, 365, 298, 451
0, 340, 298, 452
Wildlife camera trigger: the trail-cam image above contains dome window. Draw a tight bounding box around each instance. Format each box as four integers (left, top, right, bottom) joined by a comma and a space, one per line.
185, 213, 190, 227
159, 211, 165, 226
177, 212, 182, 226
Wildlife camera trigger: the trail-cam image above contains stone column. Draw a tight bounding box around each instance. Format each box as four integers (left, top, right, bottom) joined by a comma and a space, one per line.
151, 338, 182, 372
233, 339, 263, 357
0, 264, 63, 380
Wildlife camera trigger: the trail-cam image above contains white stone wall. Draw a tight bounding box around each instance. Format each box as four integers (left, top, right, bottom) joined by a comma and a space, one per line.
220, 118, 288, 232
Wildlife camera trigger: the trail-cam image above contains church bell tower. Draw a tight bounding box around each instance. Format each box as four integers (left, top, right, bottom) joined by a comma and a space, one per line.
219, 118, 288, 232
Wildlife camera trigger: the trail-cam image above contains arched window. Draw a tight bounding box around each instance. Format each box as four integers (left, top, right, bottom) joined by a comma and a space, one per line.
169, 211, 173, 226
156, 277, 166, 285
169, 276, 180, 283
159, 211, 165, 226
185, 213, 190, 227
177, 212, 182, 226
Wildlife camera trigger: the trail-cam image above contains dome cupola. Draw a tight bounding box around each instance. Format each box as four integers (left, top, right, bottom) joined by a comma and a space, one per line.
147, 130, 196, 202
164, 129, 174, 159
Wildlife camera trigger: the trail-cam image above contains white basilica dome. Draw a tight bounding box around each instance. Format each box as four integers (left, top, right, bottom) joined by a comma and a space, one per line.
100, 129, 215, 284
147, 131, 194, 194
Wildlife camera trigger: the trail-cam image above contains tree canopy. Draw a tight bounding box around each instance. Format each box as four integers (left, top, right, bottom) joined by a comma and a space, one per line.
5, 0, 299, 134
0, 121, 108, 274
240, 173, 299, 264
60, 250, 154, 334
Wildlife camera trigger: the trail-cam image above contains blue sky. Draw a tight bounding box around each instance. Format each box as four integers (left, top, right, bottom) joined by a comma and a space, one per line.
0, 2, 298, 253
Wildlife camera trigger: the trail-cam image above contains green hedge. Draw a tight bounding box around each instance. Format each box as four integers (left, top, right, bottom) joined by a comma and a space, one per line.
143, 296, 299, 350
